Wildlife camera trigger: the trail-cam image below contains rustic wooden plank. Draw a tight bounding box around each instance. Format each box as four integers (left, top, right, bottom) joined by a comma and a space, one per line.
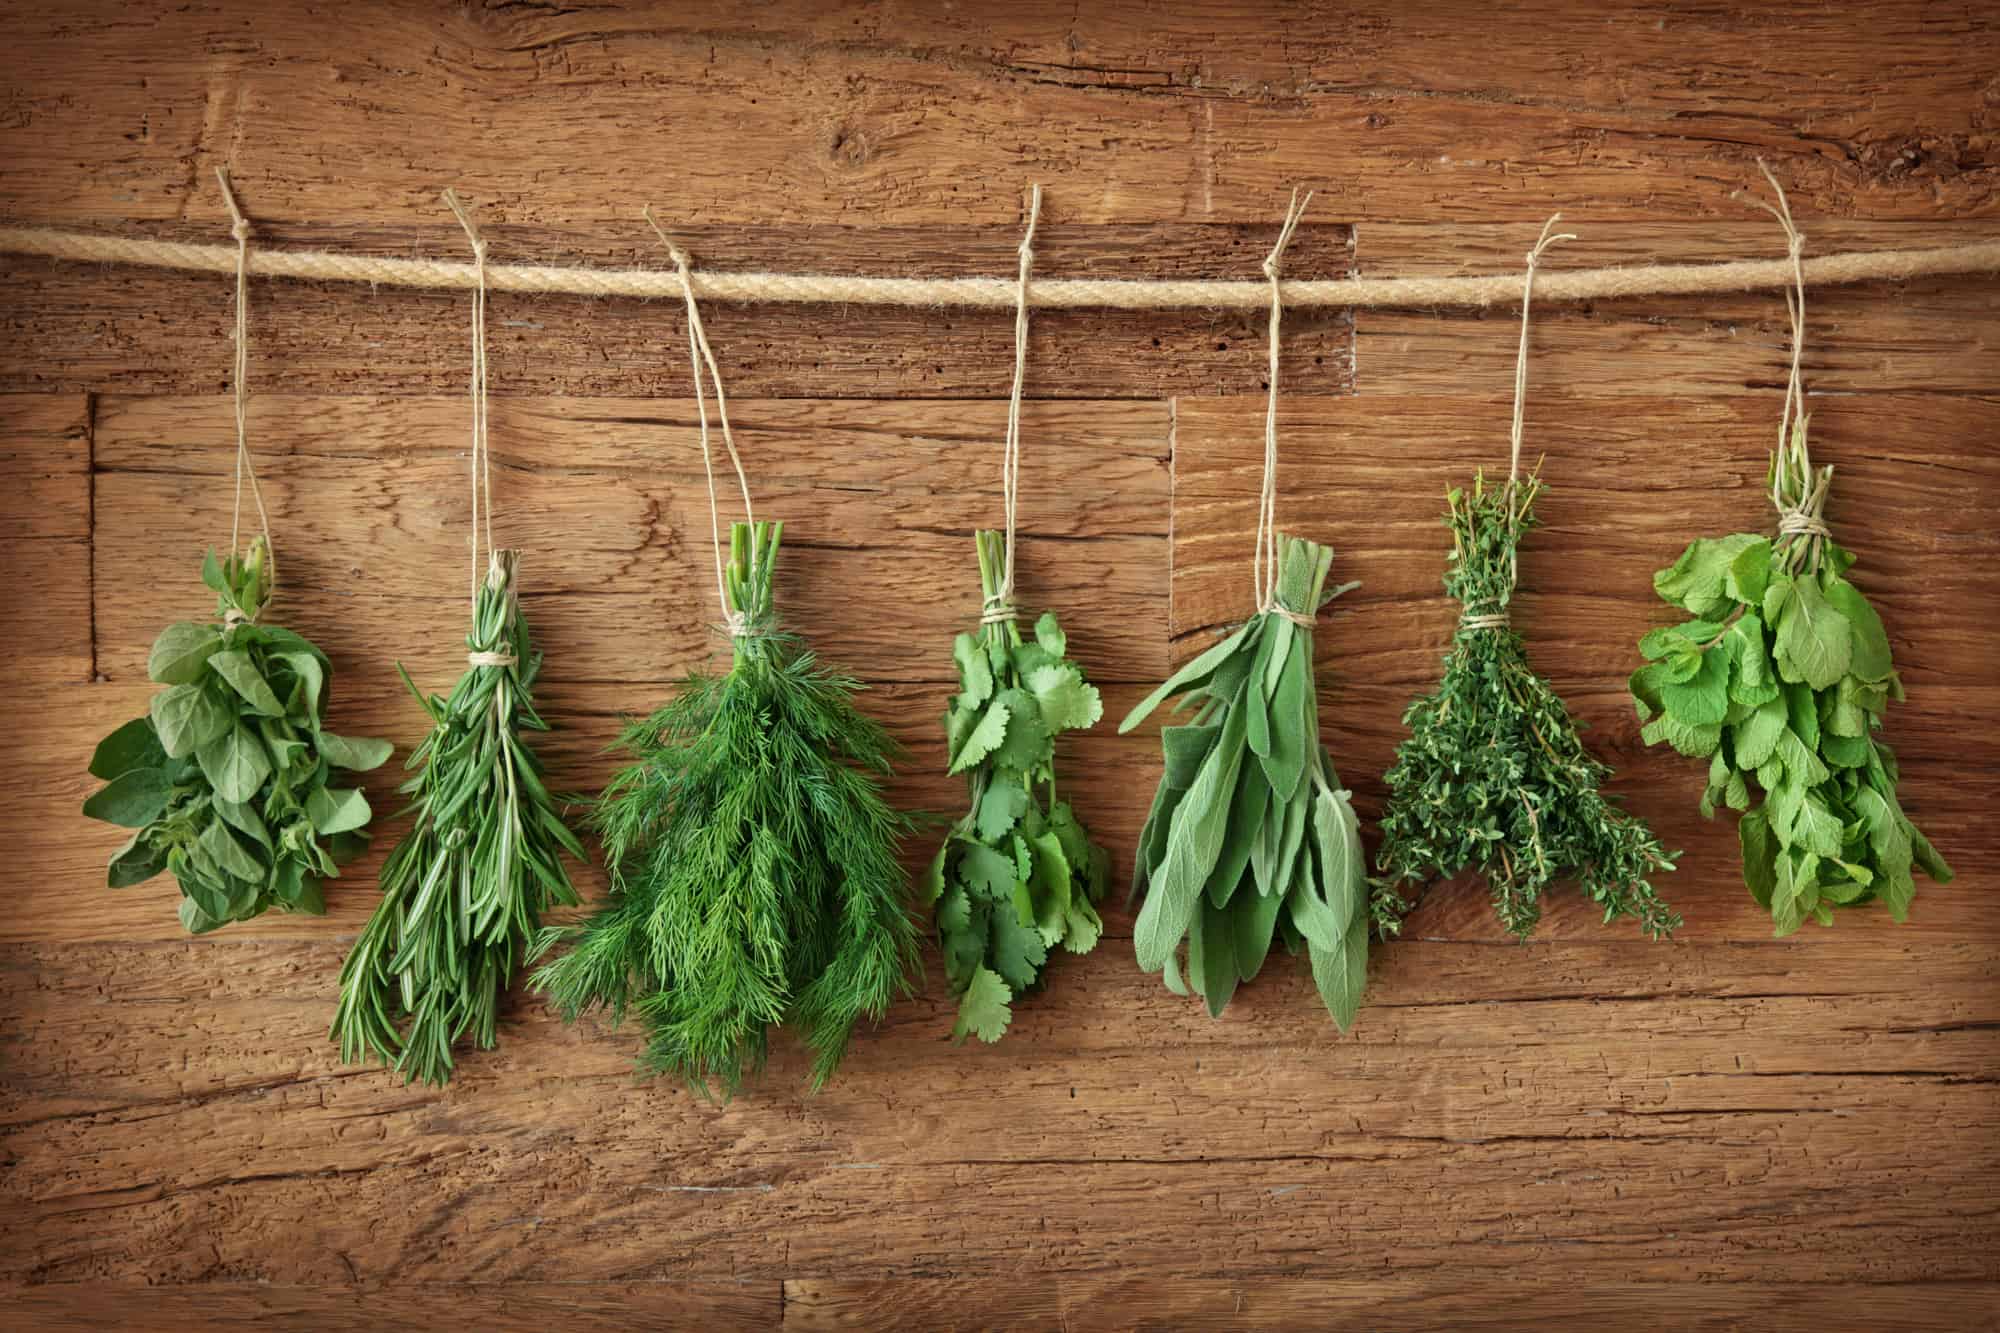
781, 1277, 2000, 1331
2, 938, 1993, 1287
1170, 393, 1997, 940
89, 394, 1171, 688
0, 3, 1992, 227
0, 396, 92, 688
0, 1281, 780, 1328
0, 221, 1356, 399
1354, 221, 2000, 397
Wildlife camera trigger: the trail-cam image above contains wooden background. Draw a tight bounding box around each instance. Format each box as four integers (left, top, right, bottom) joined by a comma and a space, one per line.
2, 2, 1996, 1328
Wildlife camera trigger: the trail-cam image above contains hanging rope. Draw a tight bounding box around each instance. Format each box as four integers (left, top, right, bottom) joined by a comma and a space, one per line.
984, 183, 1042, 627
645, 208, 758, 637
213, 167, 275, 615
1253, 188, 1313, 621
442, 189, 498, 612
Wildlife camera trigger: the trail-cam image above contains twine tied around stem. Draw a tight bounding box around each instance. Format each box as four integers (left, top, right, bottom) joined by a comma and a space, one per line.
645, 208, 759, 639
1739, 160, 1831, 550
214, 167, 276, 610
983, 183, 1043, 629
1252, 188, 1314, 623
442, 188, 499, 614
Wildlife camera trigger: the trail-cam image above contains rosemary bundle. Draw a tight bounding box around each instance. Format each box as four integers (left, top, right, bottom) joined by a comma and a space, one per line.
83, 539, 393, 933
1375, 472, 1679, 939
925, 529, 1107, 1042
1633, 421, 1951, 934
531, 521, 918, 1095
331, 552, 583, 1085
1121, 533, 1371, 1027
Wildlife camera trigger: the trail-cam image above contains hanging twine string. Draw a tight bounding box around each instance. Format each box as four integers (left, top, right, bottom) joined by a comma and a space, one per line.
1254, 188, 1314, 626
984, 184, 1042, 627
443, 190, 518, 670
213, 167, 275, 622
645, 208, 758, 638
1740, 161, 1832, 544
7, 224, 1995, 307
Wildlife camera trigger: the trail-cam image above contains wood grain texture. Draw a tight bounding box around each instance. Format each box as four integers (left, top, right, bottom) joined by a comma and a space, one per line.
3, 2, 1998, 1328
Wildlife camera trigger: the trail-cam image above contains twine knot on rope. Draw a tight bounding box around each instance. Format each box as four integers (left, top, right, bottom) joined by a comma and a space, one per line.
212, 166, 277, 604
1250, 188, 1313, 612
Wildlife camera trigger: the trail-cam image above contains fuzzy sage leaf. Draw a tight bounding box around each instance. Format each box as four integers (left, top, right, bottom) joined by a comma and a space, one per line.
1122, 533, 1371, 1029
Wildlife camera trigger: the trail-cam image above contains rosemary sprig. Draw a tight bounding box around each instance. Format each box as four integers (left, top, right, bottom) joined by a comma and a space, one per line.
530, 521, 919, 1097
331, 551, 584, 1086
1376, 471, 1679, 940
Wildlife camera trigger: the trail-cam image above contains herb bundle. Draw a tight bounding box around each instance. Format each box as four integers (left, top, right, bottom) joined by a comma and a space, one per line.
925, 529, 1108, 1042
331, 552, 584, 1085
1375, 472, 1679, 939
1121, 533, 1372, 1027
1630, 185, 1951, 933
531, 521, 918, 1095
82, 539, 393, 933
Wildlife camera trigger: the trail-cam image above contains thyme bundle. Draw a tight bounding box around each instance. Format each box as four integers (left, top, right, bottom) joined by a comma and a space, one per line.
531, 522, 918, 1095
83, 540, 393, 933
1122, 534, 1371, 1026
1374, 473, 1680, 939
926, 529, 1107, 1043
331, 552, 584, 1085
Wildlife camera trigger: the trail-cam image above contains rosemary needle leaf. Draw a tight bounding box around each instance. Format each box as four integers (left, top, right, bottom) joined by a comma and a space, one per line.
927, 529, 1109, 1043
330, 550, 584, 1087
529, 520, 919, 1098
1376, 470, 1680, 942
84, 536, 393, 933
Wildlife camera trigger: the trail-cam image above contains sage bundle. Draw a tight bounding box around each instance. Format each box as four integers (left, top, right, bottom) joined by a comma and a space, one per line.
82, 173, 391, 933
330, 196, 584, 1084
1375, 220, 1679, 941
1632, 172, 1950, 934
1119, 192, 1373, 1027
929, 532, 1108, 1042
531, 222, 916, 1094
331, 553, 584, 1085
84, 541, 393, 932
1122, 533, 1370, 1025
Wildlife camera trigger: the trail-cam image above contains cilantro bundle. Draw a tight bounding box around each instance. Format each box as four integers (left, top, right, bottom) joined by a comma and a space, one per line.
1633, 417, 1951, 933
531, 521, 919, 1095
1375, 471, 1680, 940
925, 529, 1108, 1042
1121, 533, 1372, 1027
82, 539, 393, 933
331, 552, 584, 1085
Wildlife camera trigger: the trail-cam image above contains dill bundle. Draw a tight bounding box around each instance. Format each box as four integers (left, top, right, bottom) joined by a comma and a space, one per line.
331, 552, 584, 1085
531, 521, 918, 1095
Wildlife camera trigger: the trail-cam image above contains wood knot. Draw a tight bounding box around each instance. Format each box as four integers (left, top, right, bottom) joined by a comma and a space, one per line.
826, 124, 870, 170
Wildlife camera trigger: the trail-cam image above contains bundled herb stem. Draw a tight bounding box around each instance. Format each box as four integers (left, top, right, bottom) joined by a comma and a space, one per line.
1376, 471, 1680, 939
926, 529, 1107, 1042
531, 522, 918, 1095
331, 551, 583, 1085
1122, 534, 1372, 1027
83, 539, 393, 933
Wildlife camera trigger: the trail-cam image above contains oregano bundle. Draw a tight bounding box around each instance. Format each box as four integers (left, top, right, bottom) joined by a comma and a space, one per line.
82, 538, 393, 933
925, 529, 1108, 1043
1375, 472, 1679, 939
1121, 533, 1372, 1027
331, 551, 584, 1085
531, 521, 918, 1096
1632, 417, 1951, 934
